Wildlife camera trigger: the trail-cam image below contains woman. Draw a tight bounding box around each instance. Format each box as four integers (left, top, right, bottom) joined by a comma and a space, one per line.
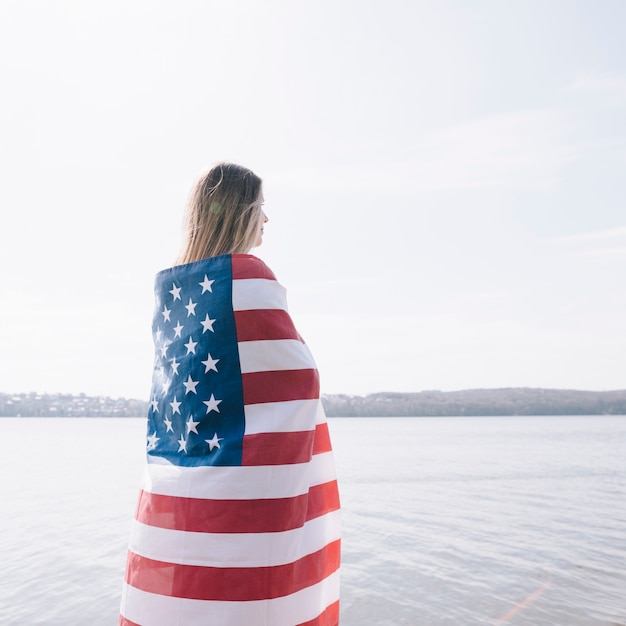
120, 163, 341, 626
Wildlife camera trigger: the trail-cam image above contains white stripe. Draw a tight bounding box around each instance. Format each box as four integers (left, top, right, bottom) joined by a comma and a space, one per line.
244, 399, 326, 434
129, 509, 341, 568
144, 451, 337, 500
238, 339, 315, 373
121, 570, 340, 626
232, 278, 287, 311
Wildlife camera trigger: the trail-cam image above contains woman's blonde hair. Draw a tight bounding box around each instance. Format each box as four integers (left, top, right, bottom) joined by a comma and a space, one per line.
176, 162, 263, 265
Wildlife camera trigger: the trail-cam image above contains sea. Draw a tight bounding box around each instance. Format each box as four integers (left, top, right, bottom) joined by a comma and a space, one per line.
1, 415, 625, 626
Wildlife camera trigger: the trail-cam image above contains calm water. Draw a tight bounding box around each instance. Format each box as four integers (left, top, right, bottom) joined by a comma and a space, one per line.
1, 416, 625, 625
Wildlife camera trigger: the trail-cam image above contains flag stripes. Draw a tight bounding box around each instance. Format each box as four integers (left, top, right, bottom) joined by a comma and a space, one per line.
242, 423, 331, 466
141, 451, 337, 500
299, 601, 341, 626
135, 479, 340, 534
238, 339, 315, 373
312, 422, 332, 455
232, 278, 287, 311
125, 540, 340, 602
234, 309, 300, 341
231, 255, 278, 280
242, 369, 320, 404
243, 398, 326, 434
121, 571, 340, 626
241, 429, 315, 465
121, 255, 339, 625
128, 510, 341, 568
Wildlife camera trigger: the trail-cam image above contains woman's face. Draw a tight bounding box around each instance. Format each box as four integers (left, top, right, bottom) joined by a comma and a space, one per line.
254, 204, 268, 247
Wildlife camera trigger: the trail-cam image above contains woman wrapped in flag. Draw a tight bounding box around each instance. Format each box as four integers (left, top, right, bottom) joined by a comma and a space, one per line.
120, 162, 341, 625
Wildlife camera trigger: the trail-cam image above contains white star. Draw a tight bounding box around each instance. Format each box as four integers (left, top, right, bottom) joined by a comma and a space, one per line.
185, 298, 197, 317
200, 313, 216, 333
161, 378, 168, 392
186, 416, 200, 434
183, 375, 199, 395
170, 357, 180, 375
169, 397, 182, 415
160, 341, 170, 357
201, 353, 219, 373
155, 327, 162, 342
161, 305, 171, 322
177, 435, 187, 453
169, 283, 182, 301
173, 321, 184, 338
199, 275, 215, 294
150, 397, 159, 412
206, 433, 223, 451
203, 394, 222, 414
163, 416, 173, 433
184, 336, 198, 355
147, 432, 159, 451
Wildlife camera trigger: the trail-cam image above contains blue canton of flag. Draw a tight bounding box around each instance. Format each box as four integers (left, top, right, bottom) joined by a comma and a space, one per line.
147, 255, 245, 467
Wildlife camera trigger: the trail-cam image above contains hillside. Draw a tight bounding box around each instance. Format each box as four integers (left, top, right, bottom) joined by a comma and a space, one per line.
321, 388, 626, 416
1, 388, 625, 417
0, 392, 147, 417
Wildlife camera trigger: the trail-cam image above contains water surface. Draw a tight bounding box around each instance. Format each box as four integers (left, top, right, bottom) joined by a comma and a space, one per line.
1, 416, 625, 625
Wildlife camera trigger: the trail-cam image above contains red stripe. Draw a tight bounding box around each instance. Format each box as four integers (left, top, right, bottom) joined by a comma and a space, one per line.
125, 539, 341, 602
242, 369, 320, 405
242, 430, 314, 465
241, 424, 331, 466
307, 479, 341, 524
119, 617, 140, 626
312, 422, 332, 456
135, 480, 340, 533
297, 600, 340, 626
234, 308, 301, 341
232, 255, 277, 280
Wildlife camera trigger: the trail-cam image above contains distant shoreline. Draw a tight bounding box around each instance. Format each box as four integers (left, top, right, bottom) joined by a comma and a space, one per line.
321, 388, 626, 417
2, 388, 625, 418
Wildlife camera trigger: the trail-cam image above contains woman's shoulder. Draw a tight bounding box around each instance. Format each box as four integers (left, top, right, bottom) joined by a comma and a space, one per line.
155, 254, 278, 283
231, 254, 277, 281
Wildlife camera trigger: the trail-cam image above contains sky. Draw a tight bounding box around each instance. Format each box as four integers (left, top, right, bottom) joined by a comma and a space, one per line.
1, 0, 625, 399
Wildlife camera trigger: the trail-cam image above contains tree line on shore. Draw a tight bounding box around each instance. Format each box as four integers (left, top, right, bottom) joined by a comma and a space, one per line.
1, 388, 625, 417
0, 392, 146, 417
320, 388, 626, 417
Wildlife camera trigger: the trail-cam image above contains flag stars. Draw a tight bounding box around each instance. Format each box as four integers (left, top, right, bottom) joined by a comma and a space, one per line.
201, 353, 219, 373
147, 432, 159, 451
151, 271, 244, 461
169, 397, 182, 415
200, 313, 216, 333
186, 417, 200, 434
185, 298, 197, 317
199, 275, 214, 294
183, 375, 199, 395
206, 433, 223, 451
184, 336, 198, 355
169, 283, 182, 301
203, 394, 222, 414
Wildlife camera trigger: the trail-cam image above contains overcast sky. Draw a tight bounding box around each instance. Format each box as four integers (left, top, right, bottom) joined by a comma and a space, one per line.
1, 0, 625, 399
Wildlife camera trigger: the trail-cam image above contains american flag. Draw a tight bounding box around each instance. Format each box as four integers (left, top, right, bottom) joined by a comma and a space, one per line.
120, 254, 341, 626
